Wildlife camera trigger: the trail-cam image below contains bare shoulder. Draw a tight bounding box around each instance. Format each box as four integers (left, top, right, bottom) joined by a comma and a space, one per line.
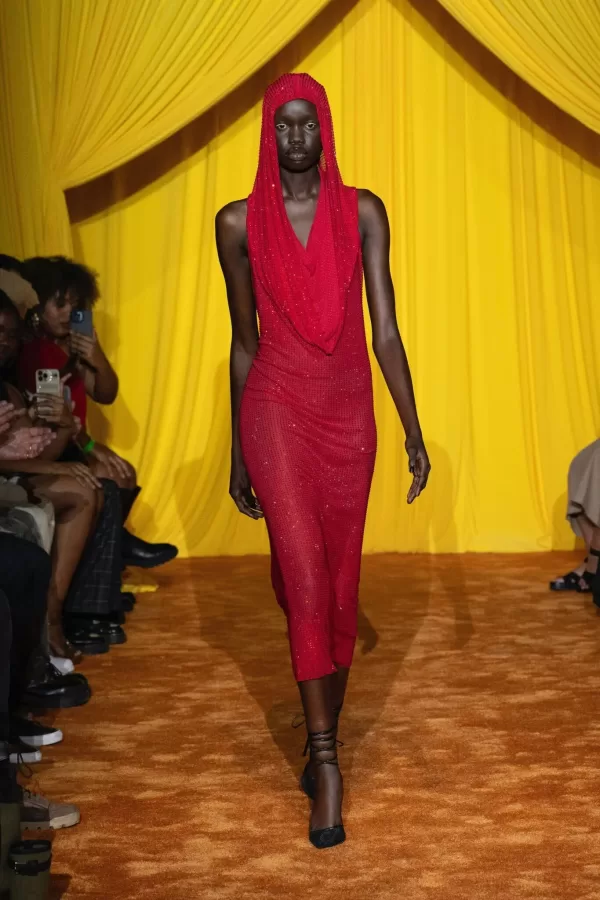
357, 188, 388, 224
357, 189, 389, 244
215, 199, 247, 236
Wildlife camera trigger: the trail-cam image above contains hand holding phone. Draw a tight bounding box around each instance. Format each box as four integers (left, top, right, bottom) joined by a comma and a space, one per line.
70, 309, 93, 338
71, 331, 102, 369
33, 372, 73, 427
35, 369, 62, 397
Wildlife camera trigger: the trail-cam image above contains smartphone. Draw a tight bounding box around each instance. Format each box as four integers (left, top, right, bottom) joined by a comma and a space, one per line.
35, 369, 62, 397
70, 308, 93, 337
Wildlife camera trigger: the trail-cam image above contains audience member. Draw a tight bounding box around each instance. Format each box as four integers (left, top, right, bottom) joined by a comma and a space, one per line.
0, 291, 105, 660
0, 249, 180, 877
0, 254, 38, 319
550, 439, 600, 608
19, 256, 178, 569
0, 423, 81, 833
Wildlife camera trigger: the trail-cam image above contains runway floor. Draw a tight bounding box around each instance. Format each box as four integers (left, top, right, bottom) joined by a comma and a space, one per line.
33, 552, 599, 900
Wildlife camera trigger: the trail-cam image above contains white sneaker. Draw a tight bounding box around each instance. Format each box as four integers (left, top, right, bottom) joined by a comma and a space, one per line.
12, 716, 63, 748
9, 745, 42, 764
50, 655, 74, 675
21, 790, 81, 830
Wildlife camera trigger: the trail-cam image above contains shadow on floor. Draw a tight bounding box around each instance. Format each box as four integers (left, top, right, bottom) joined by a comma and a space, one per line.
49, 874, 71, 899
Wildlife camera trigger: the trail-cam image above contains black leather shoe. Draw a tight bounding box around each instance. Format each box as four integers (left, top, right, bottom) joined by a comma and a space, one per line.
120, 592, 136, 612
64, 626, 110, 655
69, 618, 126, 646
122, 530, 178, 570
21, 664, 91, 710
108, 610, 126, 625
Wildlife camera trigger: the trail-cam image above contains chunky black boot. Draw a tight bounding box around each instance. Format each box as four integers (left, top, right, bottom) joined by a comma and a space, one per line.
121, 531, 178, 570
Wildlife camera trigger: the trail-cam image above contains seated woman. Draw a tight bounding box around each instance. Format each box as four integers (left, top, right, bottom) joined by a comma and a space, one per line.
550, 439, 600, 607
0, 289, 106, 661
19, 256, 177, 569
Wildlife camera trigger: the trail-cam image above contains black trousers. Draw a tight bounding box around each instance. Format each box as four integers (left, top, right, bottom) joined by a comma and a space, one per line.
64, 478, 123, 617
0, 534, 50, 741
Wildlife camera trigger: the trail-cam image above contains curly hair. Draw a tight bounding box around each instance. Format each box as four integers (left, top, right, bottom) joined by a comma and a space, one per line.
22, 255, 100, 310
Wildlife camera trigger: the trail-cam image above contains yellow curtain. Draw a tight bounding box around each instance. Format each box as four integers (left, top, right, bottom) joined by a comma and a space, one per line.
69, 0, 600, 556
0, 0, 331, 257
436, 0, 600, 133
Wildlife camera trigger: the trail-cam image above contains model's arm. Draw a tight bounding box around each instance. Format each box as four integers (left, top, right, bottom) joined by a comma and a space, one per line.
359, 189, 430, 502
215, 200, 264, 520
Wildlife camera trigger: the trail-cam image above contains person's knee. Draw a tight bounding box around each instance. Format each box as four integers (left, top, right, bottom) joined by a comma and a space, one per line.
61, 476, 96, 513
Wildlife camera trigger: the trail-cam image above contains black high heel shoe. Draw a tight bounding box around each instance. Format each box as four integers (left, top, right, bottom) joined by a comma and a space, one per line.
304, 725, 345, 849
300, 704, 343, 801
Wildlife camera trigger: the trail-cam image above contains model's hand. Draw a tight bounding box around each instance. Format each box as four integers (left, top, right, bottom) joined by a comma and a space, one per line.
406, 436, 430, 503
230, 461, 263, 519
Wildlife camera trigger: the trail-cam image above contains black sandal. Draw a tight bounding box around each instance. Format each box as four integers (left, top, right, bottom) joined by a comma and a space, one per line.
299, 704, 343, 801
550, 560, 589, 592
303, 725, 345, 849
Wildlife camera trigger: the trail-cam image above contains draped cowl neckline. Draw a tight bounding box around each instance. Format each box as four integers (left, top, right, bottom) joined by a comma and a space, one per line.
247, 73, 359, 355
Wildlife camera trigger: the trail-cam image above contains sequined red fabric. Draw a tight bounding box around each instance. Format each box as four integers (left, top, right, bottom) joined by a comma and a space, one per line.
242, 74, 376, 682
247, 72, 359, 355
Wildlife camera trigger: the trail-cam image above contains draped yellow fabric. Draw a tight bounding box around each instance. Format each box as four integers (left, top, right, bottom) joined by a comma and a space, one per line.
67, 0, 600, 556
0, 0, 331, 256
436, 0, 600, 133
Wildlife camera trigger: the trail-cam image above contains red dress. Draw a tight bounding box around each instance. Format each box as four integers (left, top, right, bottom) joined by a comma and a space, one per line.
241, 75, 376, 682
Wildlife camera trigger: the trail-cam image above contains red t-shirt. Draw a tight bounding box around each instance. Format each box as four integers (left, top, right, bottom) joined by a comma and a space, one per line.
18, 337, 88, 428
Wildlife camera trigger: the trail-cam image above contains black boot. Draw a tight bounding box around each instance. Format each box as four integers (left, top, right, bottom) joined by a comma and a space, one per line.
119, 487, 141, 525
119, 487, 178, 570
121, 530, 178, 570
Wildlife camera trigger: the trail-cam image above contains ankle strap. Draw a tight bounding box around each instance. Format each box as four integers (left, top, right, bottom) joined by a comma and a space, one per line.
306, 726, 340, 766
589, 548, 600, 558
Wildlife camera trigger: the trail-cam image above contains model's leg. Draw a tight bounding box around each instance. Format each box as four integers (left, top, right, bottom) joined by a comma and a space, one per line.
242, 401, 345, 845
324, 452, 375, 720
298, 676, 344, 847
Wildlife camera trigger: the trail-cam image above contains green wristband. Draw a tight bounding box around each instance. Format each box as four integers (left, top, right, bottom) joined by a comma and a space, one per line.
81, 438, 96, 455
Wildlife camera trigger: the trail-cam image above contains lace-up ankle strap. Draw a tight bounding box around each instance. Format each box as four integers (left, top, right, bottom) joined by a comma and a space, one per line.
307, 726, 340, 766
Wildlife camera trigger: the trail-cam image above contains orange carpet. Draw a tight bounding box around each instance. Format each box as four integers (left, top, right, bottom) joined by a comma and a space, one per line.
29, 553, 599, 900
